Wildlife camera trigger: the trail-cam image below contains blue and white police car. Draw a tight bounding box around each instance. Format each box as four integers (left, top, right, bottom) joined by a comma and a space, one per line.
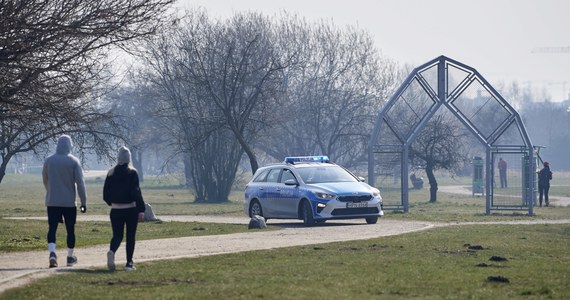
244, 156, 384, 226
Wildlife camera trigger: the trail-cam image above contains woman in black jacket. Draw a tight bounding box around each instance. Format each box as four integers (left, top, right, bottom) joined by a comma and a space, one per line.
103, 146, 145, 271
538, 161, 553, 207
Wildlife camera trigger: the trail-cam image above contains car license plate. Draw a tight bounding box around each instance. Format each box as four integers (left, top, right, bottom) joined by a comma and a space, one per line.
346, 202, 367, 208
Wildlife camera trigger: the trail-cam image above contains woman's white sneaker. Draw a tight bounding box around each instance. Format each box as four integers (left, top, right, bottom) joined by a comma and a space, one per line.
107, 250, 115, 271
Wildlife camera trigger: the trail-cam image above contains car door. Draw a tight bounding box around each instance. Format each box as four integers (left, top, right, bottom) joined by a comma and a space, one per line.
273, 168, 301, 218
259, 167, 281, 217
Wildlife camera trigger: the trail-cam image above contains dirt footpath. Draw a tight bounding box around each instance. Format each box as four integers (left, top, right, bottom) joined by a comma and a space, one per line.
0, 217, 436, 294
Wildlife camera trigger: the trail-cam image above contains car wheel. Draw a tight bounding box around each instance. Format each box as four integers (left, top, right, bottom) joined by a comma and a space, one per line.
365, 216, 378, 224
301, 200, 315, 227
249, 200, 263, 218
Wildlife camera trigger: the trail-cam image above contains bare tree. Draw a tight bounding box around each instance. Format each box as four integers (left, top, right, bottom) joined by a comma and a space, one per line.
104, 78, 166, 181
0, 0, 174, 183
139, 11, 244, 202
176, 11, 290, 175
409, 113, 470, 202
260, 17, 398, 167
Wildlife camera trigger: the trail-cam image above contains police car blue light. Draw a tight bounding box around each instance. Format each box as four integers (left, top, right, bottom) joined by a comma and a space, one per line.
284, 156, 330, 164
244, 156, 383, 226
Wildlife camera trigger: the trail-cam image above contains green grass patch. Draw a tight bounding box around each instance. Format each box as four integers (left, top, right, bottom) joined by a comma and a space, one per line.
3, 224, 569, 299
0, 218, 261, 252
381, 187, 570, 222
0, 173, 244, 217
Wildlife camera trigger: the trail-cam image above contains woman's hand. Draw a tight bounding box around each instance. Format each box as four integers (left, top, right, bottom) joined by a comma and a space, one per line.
138, 212, 145, 222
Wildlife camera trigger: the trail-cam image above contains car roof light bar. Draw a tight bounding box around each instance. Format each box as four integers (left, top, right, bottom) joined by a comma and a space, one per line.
284, 156, 330, 164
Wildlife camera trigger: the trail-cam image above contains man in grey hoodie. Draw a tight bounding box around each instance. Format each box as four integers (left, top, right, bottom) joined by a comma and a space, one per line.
42, 135, 87, 268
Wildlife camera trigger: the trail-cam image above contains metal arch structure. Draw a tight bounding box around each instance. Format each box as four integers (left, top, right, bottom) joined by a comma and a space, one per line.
367, 55, 535, 215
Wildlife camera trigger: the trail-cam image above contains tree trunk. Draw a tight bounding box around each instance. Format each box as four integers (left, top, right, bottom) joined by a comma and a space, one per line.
0, 152, 12, 184
0, 162, 6, 184
232, 130, 259, 175
183, 154, 193, 189
426, 164, 438, 203
132, 147, 144, 182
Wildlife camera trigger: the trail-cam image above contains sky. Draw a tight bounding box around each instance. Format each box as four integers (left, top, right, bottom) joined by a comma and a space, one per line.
179, 0, 570, 102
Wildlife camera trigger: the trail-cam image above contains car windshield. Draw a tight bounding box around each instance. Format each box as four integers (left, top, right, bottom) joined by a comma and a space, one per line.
296, 165, 358, 184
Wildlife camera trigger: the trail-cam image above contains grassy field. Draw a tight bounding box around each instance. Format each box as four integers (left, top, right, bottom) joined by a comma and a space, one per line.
2, 224, 569, 299
2, 172, 569, 220
1, 173, 569, 299
0, 173, 244, 217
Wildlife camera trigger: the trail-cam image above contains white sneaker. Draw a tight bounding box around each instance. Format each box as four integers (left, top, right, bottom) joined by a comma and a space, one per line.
107, 250, 115, 271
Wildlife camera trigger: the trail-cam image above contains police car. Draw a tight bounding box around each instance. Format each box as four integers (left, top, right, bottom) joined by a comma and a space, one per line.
244, 156, 383, 226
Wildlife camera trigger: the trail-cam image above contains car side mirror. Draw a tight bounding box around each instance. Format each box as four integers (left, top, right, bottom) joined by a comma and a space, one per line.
284, 179, 299, 186
357, 176, 365, 182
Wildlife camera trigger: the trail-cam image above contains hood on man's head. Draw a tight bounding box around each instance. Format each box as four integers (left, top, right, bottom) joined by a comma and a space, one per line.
56, 135, 73, 155
118, 146, 131, 165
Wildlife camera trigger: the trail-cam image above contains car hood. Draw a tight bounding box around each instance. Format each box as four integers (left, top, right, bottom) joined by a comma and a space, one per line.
307, 182, 374, 196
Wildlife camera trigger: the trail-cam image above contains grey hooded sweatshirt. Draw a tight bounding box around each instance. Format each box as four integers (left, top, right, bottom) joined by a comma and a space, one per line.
42, 135, 87, 207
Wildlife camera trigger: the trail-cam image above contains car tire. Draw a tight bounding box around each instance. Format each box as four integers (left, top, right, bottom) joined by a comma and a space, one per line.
365, 216, 378, 224
249, 200, 263, 218
301, 200, 315, 227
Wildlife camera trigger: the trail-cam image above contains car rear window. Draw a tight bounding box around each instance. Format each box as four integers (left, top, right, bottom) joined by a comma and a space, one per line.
252, 169, 270, 182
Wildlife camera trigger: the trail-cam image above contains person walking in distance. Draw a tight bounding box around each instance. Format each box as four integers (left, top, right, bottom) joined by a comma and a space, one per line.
498, 158, 508, 188
538, 161, 553, 207
42, 135, 87, 268
104, 146, 145, 271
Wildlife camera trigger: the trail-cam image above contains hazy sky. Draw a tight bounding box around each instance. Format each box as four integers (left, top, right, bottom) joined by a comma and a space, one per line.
180, 0, 570, 101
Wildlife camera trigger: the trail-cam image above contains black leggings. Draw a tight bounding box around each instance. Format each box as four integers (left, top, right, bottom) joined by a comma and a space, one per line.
109, 207, 139, 263
538, 184, 550, 206
47, 206, 77, 248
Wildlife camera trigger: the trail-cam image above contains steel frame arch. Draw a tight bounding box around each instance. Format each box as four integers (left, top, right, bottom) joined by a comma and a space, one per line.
368, 55, 535, 215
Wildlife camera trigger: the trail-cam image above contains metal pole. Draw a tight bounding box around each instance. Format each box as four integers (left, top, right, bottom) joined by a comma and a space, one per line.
401, 146, 409, 213
485, 149, 491, 214
528, 149, 534, 215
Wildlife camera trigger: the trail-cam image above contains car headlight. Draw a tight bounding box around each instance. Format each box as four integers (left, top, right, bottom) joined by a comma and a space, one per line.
314, 192, 335, 200
372, 188, 381, 197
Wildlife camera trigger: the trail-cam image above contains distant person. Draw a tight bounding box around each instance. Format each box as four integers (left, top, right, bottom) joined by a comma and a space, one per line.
538, 161, 553, 207
103, 146, 145, 271
42, 135, 87, 268
498, 158, 508, 188
410, 173, 424, 189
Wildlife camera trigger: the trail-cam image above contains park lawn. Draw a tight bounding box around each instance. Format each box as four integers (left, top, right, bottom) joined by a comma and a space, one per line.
0, 174, 244, 217
2, 173, 570, 222
2, 223, 569, 299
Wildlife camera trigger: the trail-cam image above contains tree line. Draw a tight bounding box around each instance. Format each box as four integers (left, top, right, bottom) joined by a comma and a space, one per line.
0, 2, 399, 203
118, 10, 399, 202
4, 1, 560, 204
0, 0, 175, 183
